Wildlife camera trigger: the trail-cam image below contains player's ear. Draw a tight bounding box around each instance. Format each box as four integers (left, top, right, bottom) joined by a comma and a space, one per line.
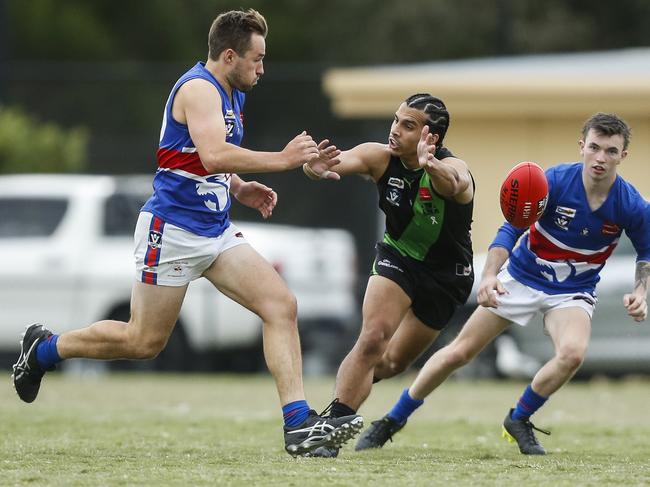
578, 139, 585, 154
222, 48, 236, 64
620, 149, 628, 161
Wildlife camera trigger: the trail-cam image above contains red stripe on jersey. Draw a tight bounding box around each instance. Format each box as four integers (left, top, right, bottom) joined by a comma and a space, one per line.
145, 247, 159, 267
529, 227, 616, 264
142, 271, 157, 285
145, 216, 165, 268
152, 215, 163, 232
157, 147, 208, 176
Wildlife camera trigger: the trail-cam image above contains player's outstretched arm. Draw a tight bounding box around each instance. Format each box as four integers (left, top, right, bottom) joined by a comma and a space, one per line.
303, 142, 390, 182
180, 79, 318, 174
623, 260, 650, 322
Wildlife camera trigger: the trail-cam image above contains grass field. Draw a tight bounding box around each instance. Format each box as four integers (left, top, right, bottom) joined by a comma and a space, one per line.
2, 371, 650, 486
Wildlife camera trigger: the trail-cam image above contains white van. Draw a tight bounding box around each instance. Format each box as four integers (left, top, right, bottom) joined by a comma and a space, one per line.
0, 174, 358, 373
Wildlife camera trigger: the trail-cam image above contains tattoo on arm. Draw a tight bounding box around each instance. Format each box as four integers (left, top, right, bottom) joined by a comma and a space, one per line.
634, 261, 650, 294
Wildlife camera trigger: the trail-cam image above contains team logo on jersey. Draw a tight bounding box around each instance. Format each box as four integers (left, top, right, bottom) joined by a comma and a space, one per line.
555, 206, 576, 217
388, 177, 404, 189
601, 221, 620, 235
148, 230, 163, 249
386, 188, 402, 206
554, 216, 570, 231
377, 258, 404, 273
580, 228, 590, 236
196, 177, 229, 212
553, 206, 576, 231
224, 109, 237, 139
169, 260, 188, 278
456, 263, 472, 277
418, 187, 433, 201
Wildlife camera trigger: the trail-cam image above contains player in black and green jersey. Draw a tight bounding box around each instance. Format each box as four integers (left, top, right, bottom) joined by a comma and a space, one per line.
303, 94, 475, 457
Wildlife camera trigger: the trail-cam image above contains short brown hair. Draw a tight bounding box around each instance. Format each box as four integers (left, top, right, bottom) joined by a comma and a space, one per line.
208, 9, 268, 61
581, 112, 631, 150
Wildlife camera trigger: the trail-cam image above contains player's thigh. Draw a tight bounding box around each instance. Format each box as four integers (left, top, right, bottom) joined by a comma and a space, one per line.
361, 275, 412, 334
130, 280, 188, 342
544, 307, 592, 353
201, 243, 294, 318
451, 306, 511, 355
383, 309, 440, 365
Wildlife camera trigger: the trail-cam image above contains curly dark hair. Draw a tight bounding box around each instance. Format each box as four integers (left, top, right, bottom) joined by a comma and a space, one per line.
405, 93, 450, 145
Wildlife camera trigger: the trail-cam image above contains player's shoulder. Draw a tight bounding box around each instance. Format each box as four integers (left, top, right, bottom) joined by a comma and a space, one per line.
547, 161, 581, 176
348, 142, 391, 165
179, 76, 219, 92
544, 162, 581, 189
346, 142, 391, 179
354, 142, 390, 155
176, 77, 223, 107
614, 174, 647, 206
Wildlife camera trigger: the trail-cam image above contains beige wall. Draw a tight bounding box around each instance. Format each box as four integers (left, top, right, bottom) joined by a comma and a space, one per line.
322, 64, 650, 254
446, 115, 650, 252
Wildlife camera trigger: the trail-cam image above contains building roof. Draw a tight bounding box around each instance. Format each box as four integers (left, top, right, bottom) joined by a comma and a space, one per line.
323, 48, 650, 118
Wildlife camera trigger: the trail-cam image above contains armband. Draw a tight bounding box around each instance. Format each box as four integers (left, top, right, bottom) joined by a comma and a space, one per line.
302, 163, 321, 181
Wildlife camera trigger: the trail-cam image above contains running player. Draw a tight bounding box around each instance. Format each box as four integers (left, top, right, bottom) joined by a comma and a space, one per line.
303, 93, 475, 457
355, 112, 650, 455
12, 8, 362, 457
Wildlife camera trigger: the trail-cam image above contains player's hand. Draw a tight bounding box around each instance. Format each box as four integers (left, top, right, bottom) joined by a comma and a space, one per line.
282, 131, 320, 169
623, 293, 648, 322
477, 275, 508, 308
233, 180, 277, 219
417, 125, 439, 171
303, 139, 341, 180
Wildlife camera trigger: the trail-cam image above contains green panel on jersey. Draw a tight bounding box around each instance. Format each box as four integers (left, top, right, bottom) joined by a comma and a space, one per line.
383, 173, 445, 261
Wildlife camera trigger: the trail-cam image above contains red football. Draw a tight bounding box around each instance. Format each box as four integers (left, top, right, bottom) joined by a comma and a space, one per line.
499, 161, 549, 229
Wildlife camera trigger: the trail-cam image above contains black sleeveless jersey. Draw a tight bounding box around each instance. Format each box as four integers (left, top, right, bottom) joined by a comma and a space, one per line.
376, 148, 474, 275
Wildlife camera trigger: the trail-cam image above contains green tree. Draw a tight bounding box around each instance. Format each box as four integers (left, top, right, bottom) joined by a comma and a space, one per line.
0, 106, 88, 173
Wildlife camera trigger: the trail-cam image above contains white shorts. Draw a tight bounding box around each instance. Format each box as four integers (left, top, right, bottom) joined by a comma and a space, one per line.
134, 212, 248, 286
486, 269, 597, 326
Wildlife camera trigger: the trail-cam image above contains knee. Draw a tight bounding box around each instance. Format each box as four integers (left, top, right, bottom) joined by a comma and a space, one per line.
441, 342, 475, 369
378, 356, 410, 378
355, 323, 392, 361
126, 326, 168, 360
258, 289, 298, 325
556, 345, 586, 371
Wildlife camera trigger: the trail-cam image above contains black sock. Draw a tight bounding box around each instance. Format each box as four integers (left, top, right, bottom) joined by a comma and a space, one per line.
331, 400, 356, 418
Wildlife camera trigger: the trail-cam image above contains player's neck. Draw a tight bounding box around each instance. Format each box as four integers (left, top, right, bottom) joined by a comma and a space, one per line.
582, 172, 615, 194
399, 156, 419, 171
205, 59, 234, 100
582, 172, 615, 211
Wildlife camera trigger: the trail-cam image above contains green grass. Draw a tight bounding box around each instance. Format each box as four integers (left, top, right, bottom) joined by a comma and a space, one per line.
2, 372, 650, 486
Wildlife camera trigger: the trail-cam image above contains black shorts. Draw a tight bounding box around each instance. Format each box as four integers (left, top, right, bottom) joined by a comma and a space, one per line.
371, 243, 474, 330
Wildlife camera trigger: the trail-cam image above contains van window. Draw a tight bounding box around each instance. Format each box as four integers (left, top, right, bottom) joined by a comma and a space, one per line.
0, 198, 68, 237
103, 193, 147, 236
